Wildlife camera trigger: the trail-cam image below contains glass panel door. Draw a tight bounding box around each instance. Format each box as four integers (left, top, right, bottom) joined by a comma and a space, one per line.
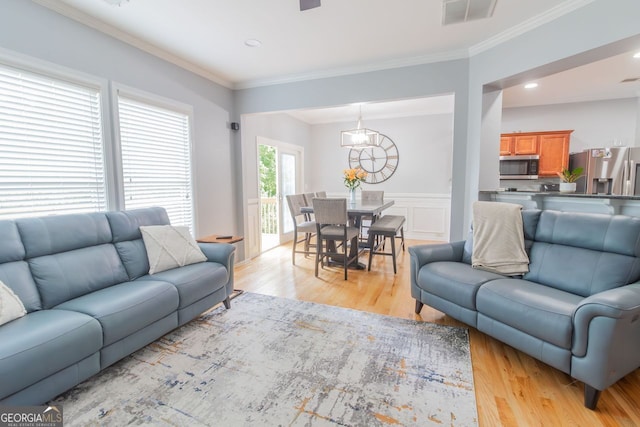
257, 139, 302, 252
279, 151, 296, 238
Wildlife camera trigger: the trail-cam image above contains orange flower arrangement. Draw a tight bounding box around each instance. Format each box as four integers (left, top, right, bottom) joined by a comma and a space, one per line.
343, 167, 367, 190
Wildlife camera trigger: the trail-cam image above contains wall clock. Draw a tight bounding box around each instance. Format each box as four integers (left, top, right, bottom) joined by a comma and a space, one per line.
348, 134, 399, 184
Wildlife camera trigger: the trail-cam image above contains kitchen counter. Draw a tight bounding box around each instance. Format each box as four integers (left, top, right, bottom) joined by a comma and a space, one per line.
479, 190, 640, 216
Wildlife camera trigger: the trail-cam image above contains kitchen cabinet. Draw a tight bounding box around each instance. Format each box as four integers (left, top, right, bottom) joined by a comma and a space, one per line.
500, 135, 538, 155
538, 131, 572, 176
500, 130, 573, 177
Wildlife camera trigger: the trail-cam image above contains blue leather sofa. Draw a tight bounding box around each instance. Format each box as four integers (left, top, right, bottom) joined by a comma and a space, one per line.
409, 209, 640, 409
0, 207, 235, 404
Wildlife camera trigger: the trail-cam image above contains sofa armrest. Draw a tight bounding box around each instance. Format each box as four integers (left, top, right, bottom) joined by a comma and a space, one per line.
408, 241, 465, 269
570, 282, 640, 392
198, 243, 236, 271
199, 243, 236, 298
408, 241, 465, 293
573, 282, 640, 357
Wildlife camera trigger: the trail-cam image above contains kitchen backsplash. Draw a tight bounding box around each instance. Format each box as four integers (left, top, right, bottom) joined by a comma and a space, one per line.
499, 177, 561, 192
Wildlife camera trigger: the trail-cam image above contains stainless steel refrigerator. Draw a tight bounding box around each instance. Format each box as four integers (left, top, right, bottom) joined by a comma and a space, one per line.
569, 147, 640, 195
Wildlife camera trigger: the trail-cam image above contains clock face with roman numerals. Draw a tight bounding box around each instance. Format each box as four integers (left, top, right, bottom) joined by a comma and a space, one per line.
348, 134, 399, 184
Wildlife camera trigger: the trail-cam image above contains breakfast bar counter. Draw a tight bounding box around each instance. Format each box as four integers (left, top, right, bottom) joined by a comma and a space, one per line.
479, 190, 640, 217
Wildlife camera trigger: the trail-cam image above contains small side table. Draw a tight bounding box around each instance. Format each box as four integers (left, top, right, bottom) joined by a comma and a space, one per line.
197, 234, 244, 244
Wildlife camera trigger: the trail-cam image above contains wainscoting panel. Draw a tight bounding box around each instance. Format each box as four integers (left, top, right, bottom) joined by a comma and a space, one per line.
247, 198, 261, 259
389, 193, 450, 242
333, 192, 451, 242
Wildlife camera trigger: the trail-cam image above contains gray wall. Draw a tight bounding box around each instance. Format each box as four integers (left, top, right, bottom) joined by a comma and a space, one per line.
1, 0, 236, 238
308, 114, 454, 195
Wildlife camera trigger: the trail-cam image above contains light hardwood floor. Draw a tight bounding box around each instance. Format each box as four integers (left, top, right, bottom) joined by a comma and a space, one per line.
233, 239, 640, 426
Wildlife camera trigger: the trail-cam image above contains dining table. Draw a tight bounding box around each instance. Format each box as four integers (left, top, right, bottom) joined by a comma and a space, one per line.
301, 198, 395, 269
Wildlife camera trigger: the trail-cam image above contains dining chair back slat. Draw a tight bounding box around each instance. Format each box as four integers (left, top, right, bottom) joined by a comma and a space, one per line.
286, 194, 316, 264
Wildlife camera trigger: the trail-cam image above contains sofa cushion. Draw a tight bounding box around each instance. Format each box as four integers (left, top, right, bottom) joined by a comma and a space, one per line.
0, 309, 102, 399
140, 225, 206, 274
28, 245, 130, 309
0, 220, 24, 263
0, 262, 41, 312
476, 279, 583, 349
105, 208, 171, 280
138, 262, 229, 309
16, 213, 112, 258
525, 243, 640, 297
525, 211, 640, 296
54, 280, 178, 346
0, 280, 26, 326
417, 261, 504, 310
534, 210, 640, 256
0, 220, 42, 312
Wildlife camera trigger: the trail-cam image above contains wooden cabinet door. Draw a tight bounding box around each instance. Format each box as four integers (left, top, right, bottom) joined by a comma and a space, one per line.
513, 135, 538, 155
538, 134, 570, 176
500, 136, 513, 156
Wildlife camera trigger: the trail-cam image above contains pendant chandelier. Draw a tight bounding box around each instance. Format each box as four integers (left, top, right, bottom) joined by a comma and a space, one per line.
340, 105, 380, 149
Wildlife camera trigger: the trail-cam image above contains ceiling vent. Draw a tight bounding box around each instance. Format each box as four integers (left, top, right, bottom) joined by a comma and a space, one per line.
300, 0, 321, 11
442, 0, 497, 25
102, 0, 129, 5
620, 77, 640, 83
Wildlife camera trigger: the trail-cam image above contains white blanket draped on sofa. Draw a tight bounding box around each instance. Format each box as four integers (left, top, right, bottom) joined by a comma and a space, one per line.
472, 201, 529, 275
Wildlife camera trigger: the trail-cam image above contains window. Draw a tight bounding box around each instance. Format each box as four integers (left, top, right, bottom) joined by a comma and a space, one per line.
0, 63, 106, 219
0, 57, 197, 230
117, 94, 194, 229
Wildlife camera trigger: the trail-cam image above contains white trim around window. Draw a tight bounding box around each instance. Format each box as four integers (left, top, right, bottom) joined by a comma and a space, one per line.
0, 48, 111, 219
111, 83, 198, 232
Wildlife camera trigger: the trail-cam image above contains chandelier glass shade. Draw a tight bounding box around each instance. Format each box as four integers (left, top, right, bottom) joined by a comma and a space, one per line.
340, 106, 380, 149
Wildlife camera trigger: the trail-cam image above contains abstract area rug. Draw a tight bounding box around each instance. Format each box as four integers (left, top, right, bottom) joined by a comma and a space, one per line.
53, 292, 478, 426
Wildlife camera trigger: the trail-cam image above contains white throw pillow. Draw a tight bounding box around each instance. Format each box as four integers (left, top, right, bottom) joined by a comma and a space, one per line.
140, 225, 207, 274
0, 280, 27, 326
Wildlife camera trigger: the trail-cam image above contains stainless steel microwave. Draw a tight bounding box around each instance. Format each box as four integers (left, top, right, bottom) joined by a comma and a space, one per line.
499, 155, 539, 180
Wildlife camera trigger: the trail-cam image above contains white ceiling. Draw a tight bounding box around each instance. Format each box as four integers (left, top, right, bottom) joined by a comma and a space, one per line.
35, 0, 640, 122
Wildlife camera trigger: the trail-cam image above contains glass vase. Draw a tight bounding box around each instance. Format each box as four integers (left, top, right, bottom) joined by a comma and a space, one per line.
349, 188, 356, 204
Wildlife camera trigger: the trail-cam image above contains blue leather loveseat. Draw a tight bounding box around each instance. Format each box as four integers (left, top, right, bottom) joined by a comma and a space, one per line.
409, 209, 640, 409
0, 207, 235, 404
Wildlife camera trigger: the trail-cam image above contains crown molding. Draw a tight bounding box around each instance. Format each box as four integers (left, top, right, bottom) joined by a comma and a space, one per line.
33, 0, 233, 89
469, 0, 595, 56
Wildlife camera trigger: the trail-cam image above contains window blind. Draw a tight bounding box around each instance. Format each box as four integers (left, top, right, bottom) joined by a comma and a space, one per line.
0, 64, 106, 219
118, 95, 194, 229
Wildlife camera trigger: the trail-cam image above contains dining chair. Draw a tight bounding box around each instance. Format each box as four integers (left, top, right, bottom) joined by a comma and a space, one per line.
360, 190, 384, 244
303, 193, 316, 220
312, 198, 360, 280
361, 190, 384, 203
285, 194, 317, 265
366, 214, 406, 274
315, 191, 327, 198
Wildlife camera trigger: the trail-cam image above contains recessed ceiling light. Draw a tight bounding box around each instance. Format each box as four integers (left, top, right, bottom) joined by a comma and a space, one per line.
244, 39, 262, 48
524, 82, 538, 89
633, 52, 640, 59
